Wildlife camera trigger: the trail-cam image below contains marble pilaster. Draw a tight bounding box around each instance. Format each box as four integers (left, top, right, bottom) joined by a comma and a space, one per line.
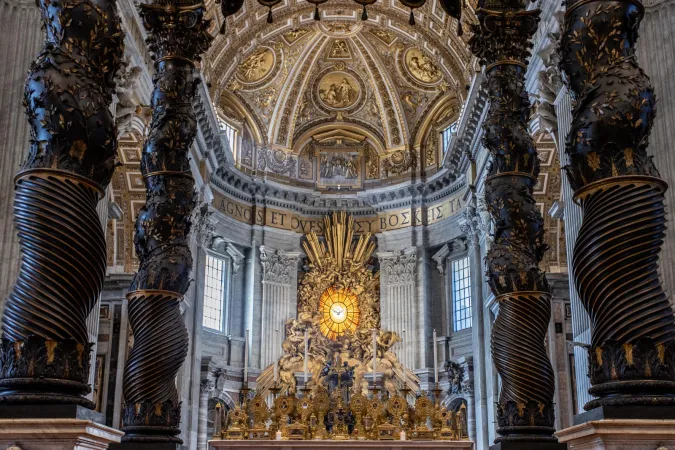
259, 245, 301, 369
247, 227, 264, 369
547, 273, 574, 430
378, 248, 418, 369
554, 86, 594, 413
197, 378, 215, 450
459, 194, 489, 450
638, 0, 675, 299
86, 188, 113, 402
0, 0, 42, 318
183, 240, 210, 449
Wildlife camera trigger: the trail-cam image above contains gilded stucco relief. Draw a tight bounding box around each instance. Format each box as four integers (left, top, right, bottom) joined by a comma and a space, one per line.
210, 3, 473, 190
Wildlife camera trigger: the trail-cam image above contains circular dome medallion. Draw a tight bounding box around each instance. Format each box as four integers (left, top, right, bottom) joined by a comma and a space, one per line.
404, 48, 442, 85
236, 47, 276, 85
391, 150, 405, 164
317, 72, 361, 111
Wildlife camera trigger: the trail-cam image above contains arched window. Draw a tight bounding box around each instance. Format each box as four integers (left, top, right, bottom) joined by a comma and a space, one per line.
218, 118, 239, 158
441, 122, 458, 154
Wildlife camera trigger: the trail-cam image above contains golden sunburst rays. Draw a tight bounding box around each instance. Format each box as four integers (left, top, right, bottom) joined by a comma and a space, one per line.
301, 211, 376, 271
319, 286, 360, 340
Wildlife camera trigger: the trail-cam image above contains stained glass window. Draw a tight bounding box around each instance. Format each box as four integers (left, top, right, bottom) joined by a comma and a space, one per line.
319, 287, 360, 340
452, 256, 472, 332
203, 255, 225, 331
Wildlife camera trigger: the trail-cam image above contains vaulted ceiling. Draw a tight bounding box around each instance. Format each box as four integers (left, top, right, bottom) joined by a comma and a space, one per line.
202, 0, 478, 189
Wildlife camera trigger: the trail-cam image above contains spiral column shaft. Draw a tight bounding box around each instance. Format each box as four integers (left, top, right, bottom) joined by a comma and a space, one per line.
120, 0, 214, 443
0, 0, 123, 406
560, 0, 675, 410
468, 3, 558, 442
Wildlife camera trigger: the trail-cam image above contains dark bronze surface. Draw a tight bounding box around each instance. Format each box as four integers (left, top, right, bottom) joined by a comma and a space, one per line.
468, 0, 557, 442
560, 0, 675, 410
0, 0, 123, 406
121, 0, 212, 442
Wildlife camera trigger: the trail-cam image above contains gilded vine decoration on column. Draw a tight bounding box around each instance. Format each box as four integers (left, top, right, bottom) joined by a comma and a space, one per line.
120, 0, 227, 442
0, 0, 123, 406
560, 0, 675, 410
469, 0, 559, 443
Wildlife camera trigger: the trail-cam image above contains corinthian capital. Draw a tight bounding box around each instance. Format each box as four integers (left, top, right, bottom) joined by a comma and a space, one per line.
260, 246, 300, 284
378, 248, 417, 284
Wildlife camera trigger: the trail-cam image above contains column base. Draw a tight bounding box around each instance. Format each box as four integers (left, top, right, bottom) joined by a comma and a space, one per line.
0, 403, 103, 423
490, 442, 567, 450
575, 405, 675, 425
556, 419, 675, 450
109, 443, 186, 450
0, 418, 123, 450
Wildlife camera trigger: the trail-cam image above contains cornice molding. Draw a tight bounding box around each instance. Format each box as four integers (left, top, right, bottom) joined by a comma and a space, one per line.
212, 163, 466, 216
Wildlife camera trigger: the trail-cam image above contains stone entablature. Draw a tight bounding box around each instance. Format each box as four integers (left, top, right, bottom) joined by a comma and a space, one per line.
209, 174, 467, 235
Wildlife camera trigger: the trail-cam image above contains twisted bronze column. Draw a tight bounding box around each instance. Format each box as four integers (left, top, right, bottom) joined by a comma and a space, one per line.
560, 0, 675, 411
119, 0, 213, 443
469, 3, 559, 443
0, 0, 123, 406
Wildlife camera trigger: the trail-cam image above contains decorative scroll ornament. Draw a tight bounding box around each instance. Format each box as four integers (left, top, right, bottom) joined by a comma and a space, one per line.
0, 0, 123, 406
255, 213, 419, 396
121, 0, 212, 443
469, 0, 558, 443
560, 0, 675, 409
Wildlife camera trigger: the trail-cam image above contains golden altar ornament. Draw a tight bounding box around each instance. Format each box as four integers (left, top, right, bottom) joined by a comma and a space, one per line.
255, 212, 419, 397
224, 405, 248, 440
217, 214, 468, 443
248, 394, 269, 439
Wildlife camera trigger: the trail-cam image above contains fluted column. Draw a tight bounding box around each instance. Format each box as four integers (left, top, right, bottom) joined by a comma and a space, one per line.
639, 0, 675, 300
469, 1, 558, 443
259, 246, 300, 368
0, 0, 123, 406
0, 0, 41, 314
197, 378, 214, 450
120, 0, 216, 442
378, 249, 417, 369
554, 87, 595, 412
560, 0, 675, 411
460, 190, 490, 450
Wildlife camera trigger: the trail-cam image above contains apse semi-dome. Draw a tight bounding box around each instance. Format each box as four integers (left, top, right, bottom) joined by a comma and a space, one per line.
203, 0, 478, 192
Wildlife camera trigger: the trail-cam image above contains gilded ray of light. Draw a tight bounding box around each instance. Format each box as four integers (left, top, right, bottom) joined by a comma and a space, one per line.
254, 212, 419, 398
302, 211, 376, 272
319, 286, 360, 340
